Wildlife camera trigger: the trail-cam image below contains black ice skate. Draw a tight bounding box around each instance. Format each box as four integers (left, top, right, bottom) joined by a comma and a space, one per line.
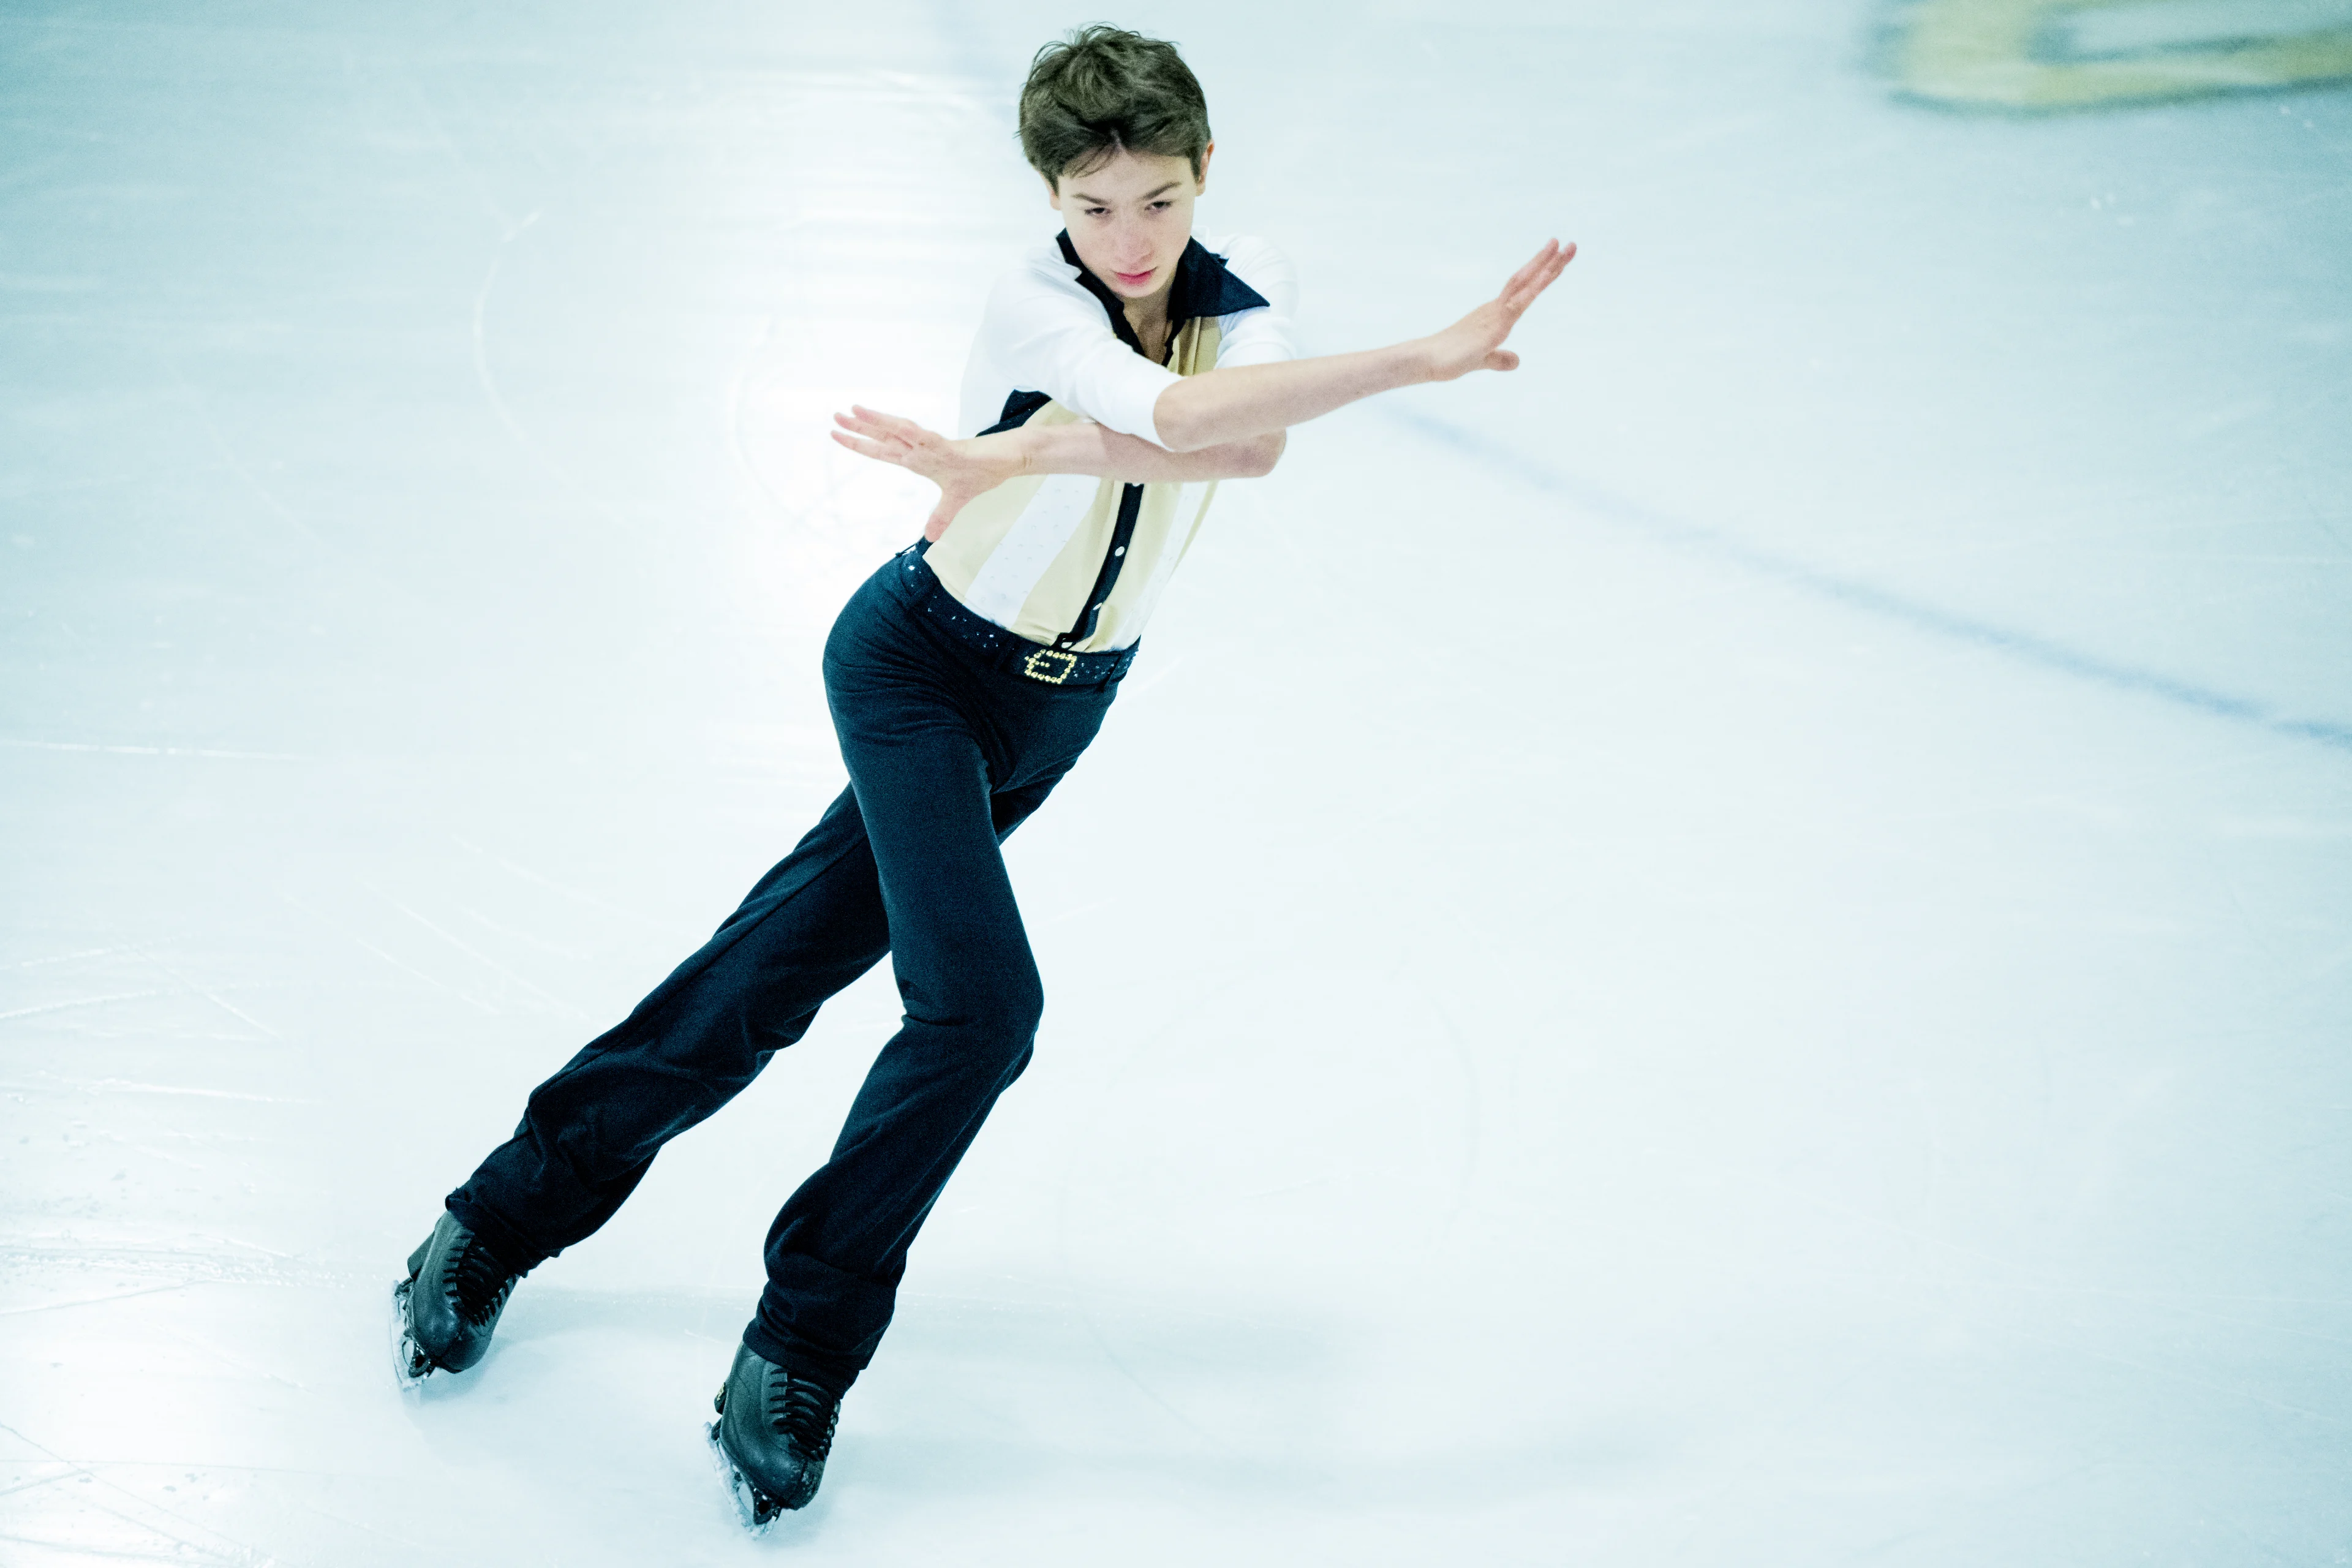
708, 1342, 843, 1526
392, 1210, 524, 1382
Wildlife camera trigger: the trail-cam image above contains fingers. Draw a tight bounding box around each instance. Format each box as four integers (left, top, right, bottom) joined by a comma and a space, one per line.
1500, 239, 1575, 313
835, 405, 938, 451
848, 403, 928, 439
1499, 239, 1555, 297
834, 408, 902, 438
1505, 247, 1561, 305
1534, 241, 1575, 292
833, 405, 942, 464
1499, 241, 1547, 294
1465, 237, 1576, 371
1530, 241, 1572, 292
829, 428, 901, 464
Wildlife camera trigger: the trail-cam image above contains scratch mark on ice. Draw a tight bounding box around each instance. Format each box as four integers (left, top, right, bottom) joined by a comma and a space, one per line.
0, 992, 171, 1025
0, 1283, 190, 1318
368, 885, 585, 1020
0, 739, 306, 761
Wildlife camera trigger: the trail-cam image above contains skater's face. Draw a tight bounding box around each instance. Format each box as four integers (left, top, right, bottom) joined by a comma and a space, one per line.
1047, 145, 1211, 307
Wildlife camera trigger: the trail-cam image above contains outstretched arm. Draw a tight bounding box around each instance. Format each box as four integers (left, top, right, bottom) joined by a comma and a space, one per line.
1149, 239, 1574, 451
832, 238, 1573, 536
829, 410, 1283, 541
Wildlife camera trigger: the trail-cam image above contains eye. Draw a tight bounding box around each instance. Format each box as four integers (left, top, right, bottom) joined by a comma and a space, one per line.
1085, 206, 1109, 217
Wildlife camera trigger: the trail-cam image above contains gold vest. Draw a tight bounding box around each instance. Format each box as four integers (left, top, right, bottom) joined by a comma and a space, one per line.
925, 315, 1227, 654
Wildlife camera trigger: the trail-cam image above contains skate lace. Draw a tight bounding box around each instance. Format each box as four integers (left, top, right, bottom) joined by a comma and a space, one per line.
448, 1235, 518, 1326
762, 1370, 840, 1460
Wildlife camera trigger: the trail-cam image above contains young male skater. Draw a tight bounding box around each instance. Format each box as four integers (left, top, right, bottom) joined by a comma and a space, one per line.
393, 24, 1572, 1525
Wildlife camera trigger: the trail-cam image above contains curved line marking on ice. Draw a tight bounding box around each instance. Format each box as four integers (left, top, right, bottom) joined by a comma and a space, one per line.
725, 314, 795, 524
469, 211, 641, 540
1389, 407, 2352, 758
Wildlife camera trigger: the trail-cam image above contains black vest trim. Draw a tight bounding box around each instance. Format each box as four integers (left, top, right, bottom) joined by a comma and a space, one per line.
981, 388, 1053, 436
1017, 233, 1266, 650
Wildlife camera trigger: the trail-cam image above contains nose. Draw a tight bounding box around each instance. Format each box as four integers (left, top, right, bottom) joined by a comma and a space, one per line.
1109, 219, 1153, 270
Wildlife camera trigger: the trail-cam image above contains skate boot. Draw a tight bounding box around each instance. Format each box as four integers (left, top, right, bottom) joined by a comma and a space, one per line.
393, 1210, 524, 1381
709, 1342, 843, 1526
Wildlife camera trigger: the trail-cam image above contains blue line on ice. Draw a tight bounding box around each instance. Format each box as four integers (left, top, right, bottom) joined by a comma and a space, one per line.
1393, 408, 2352, 756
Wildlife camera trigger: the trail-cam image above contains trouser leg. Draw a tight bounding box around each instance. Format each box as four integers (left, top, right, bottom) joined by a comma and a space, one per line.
445, 783, 890, 1270
744, 682, 1102, 1382
445, 551, 1115, 1386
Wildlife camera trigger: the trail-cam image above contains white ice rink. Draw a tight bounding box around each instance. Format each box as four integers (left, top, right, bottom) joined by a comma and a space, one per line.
4, 1, 2350, 1562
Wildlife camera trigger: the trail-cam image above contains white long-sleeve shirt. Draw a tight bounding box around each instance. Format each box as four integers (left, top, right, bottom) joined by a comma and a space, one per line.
927, 230, 1298, 653
957, 229, 1299, 445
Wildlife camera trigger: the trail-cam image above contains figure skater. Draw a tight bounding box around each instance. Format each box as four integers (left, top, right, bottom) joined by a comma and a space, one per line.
393, 23, 1572, 1526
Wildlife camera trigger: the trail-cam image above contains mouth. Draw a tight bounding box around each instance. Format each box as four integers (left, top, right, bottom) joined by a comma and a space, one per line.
1112, 266, 1155, 288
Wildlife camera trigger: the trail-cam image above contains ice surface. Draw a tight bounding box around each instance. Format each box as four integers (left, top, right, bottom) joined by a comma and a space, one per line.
2, 1, 2348, 1563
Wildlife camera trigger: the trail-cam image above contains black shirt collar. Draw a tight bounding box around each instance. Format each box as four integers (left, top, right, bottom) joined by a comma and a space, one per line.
1055, 230, 1270, 359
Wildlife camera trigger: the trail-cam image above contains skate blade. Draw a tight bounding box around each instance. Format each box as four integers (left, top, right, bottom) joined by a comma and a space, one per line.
387, 1276, 437, 1392
706, 1422, 786, 1535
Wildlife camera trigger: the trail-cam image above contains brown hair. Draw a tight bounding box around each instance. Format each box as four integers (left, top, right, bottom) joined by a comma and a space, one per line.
1018, 25, 1212, 188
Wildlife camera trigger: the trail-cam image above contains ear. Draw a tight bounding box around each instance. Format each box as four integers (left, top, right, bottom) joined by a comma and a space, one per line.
1042, 170, 1063, 212
1195, 140, 1215, 194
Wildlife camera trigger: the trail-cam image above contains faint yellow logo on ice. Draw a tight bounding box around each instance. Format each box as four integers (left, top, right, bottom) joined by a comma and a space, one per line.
1889, 0, 2352, 108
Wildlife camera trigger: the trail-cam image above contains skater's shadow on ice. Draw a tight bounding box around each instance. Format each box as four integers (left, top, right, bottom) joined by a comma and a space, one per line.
395, 1283, 1661, 1511
491, 1281, 763, 1345
392, 1283, 750, 1417
832, 1292, 1668, 1508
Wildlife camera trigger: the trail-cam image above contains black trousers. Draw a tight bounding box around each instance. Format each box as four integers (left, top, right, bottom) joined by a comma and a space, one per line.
447, 547, 1123, 1388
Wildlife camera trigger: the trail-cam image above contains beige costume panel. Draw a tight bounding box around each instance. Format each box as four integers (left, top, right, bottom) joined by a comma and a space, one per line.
926, 318, 1227, 654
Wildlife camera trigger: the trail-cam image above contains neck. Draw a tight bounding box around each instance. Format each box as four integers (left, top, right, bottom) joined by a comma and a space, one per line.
1121, 281, 1174, 331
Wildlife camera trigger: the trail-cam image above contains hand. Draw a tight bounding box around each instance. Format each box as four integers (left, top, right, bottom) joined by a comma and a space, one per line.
829, 405, 1022, 540
1420, 239, 1576, 382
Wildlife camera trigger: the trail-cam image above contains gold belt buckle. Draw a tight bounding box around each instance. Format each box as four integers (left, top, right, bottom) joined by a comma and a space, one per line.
1022, 647, 1079, 684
